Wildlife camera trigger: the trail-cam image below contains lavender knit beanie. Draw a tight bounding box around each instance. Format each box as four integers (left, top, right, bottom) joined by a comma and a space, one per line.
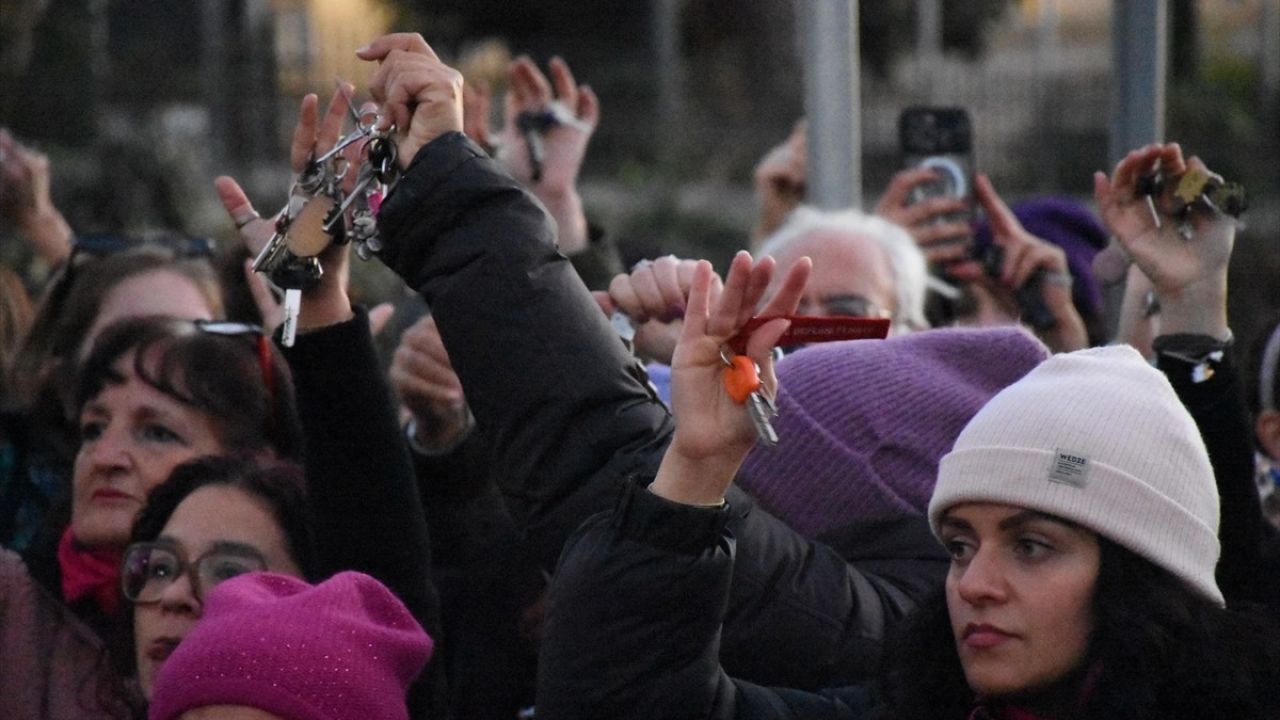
148, 571, 434, 720
735, 327, 1049, 538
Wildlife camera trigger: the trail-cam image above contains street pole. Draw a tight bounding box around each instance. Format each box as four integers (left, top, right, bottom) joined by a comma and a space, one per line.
800, 0, 861, 209
1109, 0, 1167, 164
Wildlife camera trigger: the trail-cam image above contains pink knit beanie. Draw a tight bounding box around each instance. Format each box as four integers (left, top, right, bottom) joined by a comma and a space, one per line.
735, 327, 1049, 538
148, 571, 434, 720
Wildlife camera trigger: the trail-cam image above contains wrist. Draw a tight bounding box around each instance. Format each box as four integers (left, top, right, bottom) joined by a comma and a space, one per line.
406, 403, 475, 456
534, 186, 588, 255
1151, 272, 1228, 339
297, 294, 355, 332
649, 443, 744, 507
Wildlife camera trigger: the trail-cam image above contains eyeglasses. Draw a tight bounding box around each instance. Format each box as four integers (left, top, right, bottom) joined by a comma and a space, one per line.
122, 540, 267, 604
809, 294, 892, 319
193, 320, 275, 409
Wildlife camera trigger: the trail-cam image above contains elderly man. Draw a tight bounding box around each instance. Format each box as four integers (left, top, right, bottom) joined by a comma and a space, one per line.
758, 205, 929, 336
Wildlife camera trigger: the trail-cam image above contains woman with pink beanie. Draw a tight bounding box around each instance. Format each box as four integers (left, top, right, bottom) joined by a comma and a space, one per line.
147, 571, 432, 720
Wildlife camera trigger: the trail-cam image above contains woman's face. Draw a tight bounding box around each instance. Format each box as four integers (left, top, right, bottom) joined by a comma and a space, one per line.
940, 502, 1100, 698
71, 352, 226, 548
134, 485, 302, 698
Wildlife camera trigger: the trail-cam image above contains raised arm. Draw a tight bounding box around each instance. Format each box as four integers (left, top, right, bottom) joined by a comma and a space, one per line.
363, 33, 673, 571
1096, 143, 1263, 605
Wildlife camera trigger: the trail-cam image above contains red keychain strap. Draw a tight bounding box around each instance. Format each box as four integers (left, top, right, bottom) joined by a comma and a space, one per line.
726, 315, 889, 355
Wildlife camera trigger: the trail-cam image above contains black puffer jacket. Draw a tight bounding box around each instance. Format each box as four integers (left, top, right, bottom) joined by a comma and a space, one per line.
376, 132, 948, 693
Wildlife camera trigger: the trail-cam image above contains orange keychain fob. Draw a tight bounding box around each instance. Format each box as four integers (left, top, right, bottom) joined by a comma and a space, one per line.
723, 354, 761, 404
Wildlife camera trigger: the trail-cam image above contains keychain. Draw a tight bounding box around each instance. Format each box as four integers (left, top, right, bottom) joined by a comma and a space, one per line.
720, 315, 890, 448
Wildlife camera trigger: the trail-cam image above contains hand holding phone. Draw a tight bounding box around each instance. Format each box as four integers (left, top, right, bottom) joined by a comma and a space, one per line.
897, 107, 974, 233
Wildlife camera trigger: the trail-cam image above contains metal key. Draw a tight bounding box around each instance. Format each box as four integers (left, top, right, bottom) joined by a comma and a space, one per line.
721, 352, 778, 448
747, 391, 779, 448
271, 256, 323, 347
516, 110, 553, 182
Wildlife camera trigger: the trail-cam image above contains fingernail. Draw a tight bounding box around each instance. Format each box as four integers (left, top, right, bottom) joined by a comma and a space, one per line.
356, 43, 371, 54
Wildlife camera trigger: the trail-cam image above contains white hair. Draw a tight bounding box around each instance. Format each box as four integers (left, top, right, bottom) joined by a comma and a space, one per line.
760, 206, 929, 334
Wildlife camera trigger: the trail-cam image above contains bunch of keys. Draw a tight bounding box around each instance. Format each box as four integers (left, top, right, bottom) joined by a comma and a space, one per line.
515, 101, 593, 183
252, 94, 401, 346
1136, 166, 1248, 241
721, 351, 779, 448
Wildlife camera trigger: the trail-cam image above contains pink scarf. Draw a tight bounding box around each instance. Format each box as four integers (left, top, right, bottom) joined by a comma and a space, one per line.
58, 527, 123, 616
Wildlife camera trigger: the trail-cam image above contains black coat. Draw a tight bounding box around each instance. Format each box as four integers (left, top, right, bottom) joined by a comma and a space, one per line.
375, 132, 949, 702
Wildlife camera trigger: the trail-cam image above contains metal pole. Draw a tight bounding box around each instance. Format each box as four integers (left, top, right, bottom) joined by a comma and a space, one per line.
800, 0, 861, 209
1108, 0, 1167, 164
653, 0, 685, 168
1262, 0, 1280, 96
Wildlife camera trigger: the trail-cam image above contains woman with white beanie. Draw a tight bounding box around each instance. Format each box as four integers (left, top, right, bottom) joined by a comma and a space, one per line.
538, 147, 1280, 719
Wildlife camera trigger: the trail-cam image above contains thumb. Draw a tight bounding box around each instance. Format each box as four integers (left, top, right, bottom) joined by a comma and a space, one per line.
215, 175, 256, 223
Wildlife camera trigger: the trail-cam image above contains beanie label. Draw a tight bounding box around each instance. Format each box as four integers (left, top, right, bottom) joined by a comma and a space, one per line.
1048, 449, 1090, 487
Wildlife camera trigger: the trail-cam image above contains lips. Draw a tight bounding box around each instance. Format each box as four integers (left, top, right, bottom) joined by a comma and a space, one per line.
91, 488, 134, 503
962, 623, 1017, 649
146, 637, 180, 663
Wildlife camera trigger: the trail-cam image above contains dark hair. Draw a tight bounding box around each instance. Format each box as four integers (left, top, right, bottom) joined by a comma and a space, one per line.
128, 455, 317, 577
876, 539, 1280, 719
75, 316, 304, 463
107, 455, 318, 702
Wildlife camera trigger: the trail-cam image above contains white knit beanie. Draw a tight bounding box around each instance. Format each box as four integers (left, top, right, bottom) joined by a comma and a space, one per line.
928, 344, 1223, 605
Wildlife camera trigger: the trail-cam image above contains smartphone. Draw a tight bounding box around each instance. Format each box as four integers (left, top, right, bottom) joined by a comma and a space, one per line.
897, 107, 974, 244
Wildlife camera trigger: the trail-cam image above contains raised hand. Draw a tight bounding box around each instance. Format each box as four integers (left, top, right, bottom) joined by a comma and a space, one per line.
390, 314, 473, 451
1093, 143, 1234, 313
594, 256, 717, 364
648, 251, 811, 506
969, 174, 1086, 352
0, 128, 72, 266
873, 167, 972, 265
215, 86, 359, 332
752, 121, 807, 243
358, 33, 464, 169
495, 56, 598, 192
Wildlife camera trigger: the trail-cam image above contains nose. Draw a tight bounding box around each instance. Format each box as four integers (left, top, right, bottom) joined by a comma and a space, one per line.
156, 571, 201, 616
82, 425, 133, 473
953, 547, 1009, 606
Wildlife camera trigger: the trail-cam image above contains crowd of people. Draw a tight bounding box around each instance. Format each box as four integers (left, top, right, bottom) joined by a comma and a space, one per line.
1, 28, 1279, 720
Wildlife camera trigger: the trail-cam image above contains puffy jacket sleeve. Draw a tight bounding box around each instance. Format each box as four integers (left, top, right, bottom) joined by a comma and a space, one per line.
720, 486, 948, 687
377, 132, 673, 573
538, 481, 879, 720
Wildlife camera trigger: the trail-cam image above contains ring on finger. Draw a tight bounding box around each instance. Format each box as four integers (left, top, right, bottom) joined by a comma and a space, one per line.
234, 212, 261, 230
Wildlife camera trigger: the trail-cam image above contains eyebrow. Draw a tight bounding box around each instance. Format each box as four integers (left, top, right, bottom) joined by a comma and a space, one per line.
152, 536, 264, 558
939, 510, 1079, 533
